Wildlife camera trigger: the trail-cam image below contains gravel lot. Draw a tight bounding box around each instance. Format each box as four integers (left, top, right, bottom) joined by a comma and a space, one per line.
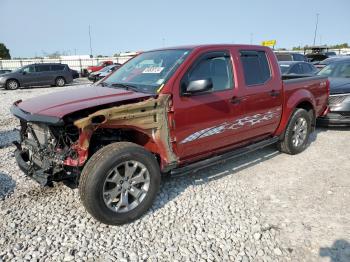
0, 81, 349, 262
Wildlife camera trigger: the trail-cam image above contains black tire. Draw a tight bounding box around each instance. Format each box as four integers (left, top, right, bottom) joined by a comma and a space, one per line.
79, 142, 161, 225
277, 108, 312, 155
6, 79, 19, 90
55, 77, 66, 87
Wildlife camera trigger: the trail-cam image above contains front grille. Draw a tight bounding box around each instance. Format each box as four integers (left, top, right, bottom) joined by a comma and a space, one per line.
329, 95, 349, 105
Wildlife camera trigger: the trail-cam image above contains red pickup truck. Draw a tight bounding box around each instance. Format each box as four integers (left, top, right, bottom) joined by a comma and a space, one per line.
11, 45, 329, 225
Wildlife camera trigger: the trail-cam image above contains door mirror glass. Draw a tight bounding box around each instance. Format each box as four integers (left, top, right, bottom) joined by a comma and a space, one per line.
185, 78, 213, 95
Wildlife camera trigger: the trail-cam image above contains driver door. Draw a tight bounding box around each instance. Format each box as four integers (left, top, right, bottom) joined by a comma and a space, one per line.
172, 51, 244, 160
21, 65, 38, 86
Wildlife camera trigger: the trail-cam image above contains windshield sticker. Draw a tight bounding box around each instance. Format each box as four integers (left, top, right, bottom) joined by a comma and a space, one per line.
156, 79, 164, 84
142, 67, 164, 74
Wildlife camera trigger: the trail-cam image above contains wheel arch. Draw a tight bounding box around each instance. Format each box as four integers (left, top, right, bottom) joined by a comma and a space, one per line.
275, 89, 316, 137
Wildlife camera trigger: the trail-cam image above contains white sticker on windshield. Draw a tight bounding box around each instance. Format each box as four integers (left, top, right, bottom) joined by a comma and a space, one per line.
142, 67, 164, 74
156, 79, 164, 84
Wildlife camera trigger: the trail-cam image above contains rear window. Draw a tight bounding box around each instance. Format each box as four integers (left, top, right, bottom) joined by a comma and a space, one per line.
276, 53, 292, 61
51, 65, 65, 71
240, 51, 271, 86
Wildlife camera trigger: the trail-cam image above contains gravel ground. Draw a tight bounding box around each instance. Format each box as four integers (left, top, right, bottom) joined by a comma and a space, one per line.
0, 82, 349, 262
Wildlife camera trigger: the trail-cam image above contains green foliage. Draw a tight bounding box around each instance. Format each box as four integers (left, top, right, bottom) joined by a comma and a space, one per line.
0, 43, 11, 59
329, 43, 349, 49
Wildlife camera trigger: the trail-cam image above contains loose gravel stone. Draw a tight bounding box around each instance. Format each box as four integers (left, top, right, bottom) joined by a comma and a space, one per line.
1, 81, 349, 261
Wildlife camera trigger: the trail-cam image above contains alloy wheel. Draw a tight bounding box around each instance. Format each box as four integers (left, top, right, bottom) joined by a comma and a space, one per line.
292, 117, 308, 147
103, 160, 150, 213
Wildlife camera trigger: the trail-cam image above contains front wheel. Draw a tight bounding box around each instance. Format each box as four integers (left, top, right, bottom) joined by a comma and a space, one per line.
277, 108, 312, 155
79, 142, 161, 225
6, 79, 19, 90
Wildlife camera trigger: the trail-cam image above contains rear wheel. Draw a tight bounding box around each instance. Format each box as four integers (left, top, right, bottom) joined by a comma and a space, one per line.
79, 142, 161, 225
55, 77, 66, 87
277, 108, 312, 155
6, 79, 19, 90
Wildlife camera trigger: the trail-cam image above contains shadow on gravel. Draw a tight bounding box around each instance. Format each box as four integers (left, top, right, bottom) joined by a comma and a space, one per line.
156, 145, 281, 211
320, 239, 350, 262
0, 129, 19, 149
0, 172, 16, 200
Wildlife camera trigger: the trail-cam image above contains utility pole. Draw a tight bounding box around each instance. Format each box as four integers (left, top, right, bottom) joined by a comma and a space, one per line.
313, 13, 319, 46
89, 25, 93, 57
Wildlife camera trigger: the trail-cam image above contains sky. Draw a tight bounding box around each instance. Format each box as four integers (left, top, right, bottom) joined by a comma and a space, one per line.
0, 0, 349, 58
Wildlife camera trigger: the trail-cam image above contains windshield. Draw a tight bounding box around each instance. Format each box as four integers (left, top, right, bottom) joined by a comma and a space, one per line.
318, 62, 350, 78
102, 49, 191, 94
279, 64, 291, 74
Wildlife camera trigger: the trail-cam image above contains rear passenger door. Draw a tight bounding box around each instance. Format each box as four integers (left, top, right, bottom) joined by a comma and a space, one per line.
35, 64, 52, 85
236, 50, 283, 141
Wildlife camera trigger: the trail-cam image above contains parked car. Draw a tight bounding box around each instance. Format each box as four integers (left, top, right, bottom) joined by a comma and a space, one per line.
88, 64, 121, 82
82, 61, 114, 77
313, 56, 350, 69
275, 52, 307, 62
0, 63, 73, 90
317, 60, 350, 126
11, 44, 329, 225
0, 69, 12, 75
279, 61, 318, 76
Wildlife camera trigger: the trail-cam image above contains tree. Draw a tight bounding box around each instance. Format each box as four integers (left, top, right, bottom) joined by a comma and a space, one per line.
0, 43, 11, 59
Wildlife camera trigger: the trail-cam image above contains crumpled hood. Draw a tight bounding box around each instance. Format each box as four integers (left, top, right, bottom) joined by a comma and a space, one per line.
329, 77, 350, 94
17, 85, 153, 118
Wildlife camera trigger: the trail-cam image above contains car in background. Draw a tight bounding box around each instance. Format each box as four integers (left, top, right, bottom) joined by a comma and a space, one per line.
82, 60, 114, 77
0, 69, 12, 75
275, 52, 307, 62
0, 63, 73, 90
88, 63, 121, 82
317, 60, 350, 126
313, 56, 350, 69
279, 61, 318, 76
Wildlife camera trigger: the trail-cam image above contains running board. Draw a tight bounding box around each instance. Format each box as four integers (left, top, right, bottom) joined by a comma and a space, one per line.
170, 137, 279, 177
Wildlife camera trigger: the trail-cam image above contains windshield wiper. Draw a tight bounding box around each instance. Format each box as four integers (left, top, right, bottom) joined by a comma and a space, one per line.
110, 83, 140, 92
97, 81, 110, 87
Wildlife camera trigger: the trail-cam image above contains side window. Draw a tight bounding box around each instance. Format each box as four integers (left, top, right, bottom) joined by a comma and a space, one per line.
293, 54, 305, 61
36, 65, 51, 72
51, 65, 65, 71
23, 66, 35, 73
289, 64, 302, 74
301, 63, 312, 73
187, 56, 233, 92
240, 51, 271, 86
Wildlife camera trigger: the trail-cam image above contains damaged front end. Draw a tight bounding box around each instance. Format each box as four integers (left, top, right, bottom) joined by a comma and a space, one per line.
11, 93, 179, 187
13, 120, 82, 187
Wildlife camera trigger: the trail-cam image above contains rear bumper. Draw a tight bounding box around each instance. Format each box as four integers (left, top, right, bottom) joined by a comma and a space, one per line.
317, 113, 350, 126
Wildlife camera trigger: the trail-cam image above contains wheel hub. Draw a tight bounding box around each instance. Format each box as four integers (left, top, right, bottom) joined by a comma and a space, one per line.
103, 160, 150, 213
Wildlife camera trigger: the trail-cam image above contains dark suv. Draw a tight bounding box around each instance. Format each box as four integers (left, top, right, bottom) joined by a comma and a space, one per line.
0, 63, 73, 90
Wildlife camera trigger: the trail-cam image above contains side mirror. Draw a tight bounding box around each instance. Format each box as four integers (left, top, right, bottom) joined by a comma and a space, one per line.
184, 79, 213, 95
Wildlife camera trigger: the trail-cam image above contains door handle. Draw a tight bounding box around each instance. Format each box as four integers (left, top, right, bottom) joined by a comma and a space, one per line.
269, 90, 280, 97
230, 97, 241, 104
